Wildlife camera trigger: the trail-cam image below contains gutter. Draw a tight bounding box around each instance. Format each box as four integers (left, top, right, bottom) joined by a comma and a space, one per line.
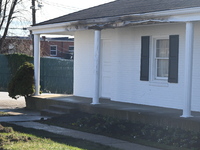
28, 7, 200, 33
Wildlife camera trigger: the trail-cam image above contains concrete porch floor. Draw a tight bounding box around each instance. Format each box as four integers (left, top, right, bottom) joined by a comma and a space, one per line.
27, 94, 200, 132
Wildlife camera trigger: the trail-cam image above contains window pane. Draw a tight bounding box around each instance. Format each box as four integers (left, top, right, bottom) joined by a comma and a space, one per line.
157, 59, 169, 77
69, 46, 74, 51
156, 39, 169, 57
50, 51, 56, 55
50, 46, 57, 50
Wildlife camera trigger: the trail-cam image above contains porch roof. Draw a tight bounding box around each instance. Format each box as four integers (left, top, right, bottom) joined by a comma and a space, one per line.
35, 0, 200, 26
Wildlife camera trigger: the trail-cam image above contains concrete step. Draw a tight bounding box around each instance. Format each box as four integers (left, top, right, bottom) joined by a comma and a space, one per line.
41, 105, 77, 117
49, 105, 77, 113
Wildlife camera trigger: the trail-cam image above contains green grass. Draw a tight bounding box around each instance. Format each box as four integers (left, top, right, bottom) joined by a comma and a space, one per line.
1, 132, 82, 150
0, 111, 10, 116
0, 123, 119, 150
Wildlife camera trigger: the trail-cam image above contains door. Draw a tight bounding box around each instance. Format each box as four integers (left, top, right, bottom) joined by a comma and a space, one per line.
100, 39, 111, 98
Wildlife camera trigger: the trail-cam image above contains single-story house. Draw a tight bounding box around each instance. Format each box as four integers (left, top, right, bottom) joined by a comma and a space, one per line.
29, 0, 200, 118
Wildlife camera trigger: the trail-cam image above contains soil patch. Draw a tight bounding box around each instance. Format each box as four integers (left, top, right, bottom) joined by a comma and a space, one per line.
39, 111, 200, 150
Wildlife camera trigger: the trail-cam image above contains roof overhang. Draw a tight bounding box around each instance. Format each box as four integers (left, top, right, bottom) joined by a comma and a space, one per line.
28, 7, 200, 35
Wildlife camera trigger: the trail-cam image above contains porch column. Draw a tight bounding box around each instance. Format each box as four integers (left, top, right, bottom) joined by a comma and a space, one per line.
181, 22, 194, 118
92, 30, 101, 104
34, 34, 40, 96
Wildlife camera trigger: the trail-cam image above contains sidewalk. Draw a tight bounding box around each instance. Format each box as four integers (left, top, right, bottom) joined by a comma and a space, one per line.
0, 92, 160, 150
11, 121, 160, 150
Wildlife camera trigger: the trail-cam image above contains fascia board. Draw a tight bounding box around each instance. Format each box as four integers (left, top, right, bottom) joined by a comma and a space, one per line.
28, 21, 79, 31
29, 7, 200, 34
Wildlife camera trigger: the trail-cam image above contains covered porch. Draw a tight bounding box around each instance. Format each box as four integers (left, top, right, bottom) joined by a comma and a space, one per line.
30, 21, 196, 118
26, 94, 200, 132
28, 5, 200, 118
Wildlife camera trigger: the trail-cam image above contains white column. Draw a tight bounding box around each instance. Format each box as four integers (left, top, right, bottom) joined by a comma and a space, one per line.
181, 22, 194, 118
92, 30, 101, 104
34, 34, 40, 96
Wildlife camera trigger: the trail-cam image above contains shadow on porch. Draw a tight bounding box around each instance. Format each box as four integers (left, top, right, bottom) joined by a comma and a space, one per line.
26, 94, 200, 132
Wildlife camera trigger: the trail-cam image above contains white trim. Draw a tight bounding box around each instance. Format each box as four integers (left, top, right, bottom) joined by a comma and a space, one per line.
28, 7, 200, 35
150, 36, 169, 85
29, 7, 200, 31
28, 21, 79, 31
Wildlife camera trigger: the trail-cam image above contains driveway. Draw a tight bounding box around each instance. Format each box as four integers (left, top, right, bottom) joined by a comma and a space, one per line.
0, 92, 25, 109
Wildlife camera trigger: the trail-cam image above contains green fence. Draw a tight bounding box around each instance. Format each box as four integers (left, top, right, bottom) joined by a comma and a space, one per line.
40, 58, 73, 94
0, 55, 11, 91
0, 54, 73, 94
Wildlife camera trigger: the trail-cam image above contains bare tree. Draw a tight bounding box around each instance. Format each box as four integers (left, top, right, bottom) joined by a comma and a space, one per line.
0, 0, 23, 53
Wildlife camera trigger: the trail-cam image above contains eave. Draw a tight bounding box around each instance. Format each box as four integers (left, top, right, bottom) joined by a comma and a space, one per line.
28, 7, 200, 35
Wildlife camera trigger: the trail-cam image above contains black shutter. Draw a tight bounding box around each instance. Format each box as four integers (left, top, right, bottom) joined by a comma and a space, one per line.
140, 36, 150, 81
168, 35, 179, 83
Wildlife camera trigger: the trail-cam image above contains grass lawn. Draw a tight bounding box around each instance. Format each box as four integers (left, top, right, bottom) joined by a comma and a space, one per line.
1, 131, 81, 150
0, 111, 119, 150
0, 123, 119, 150
0, 111, 10, 116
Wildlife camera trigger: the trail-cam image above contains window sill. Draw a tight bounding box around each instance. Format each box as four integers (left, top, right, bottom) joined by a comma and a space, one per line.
149, 80, 169, 87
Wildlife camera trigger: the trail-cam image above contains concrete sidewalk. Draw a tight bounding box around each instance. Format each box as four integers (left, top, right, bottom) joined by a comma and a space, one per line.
0, 92, 46, 122
11, 121, 160, 150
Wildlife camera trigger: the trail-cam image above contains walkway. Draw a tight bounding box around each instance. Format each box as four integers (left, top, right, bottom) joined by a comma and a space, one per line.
0, 92, 160, 150
11, 121, 160, 150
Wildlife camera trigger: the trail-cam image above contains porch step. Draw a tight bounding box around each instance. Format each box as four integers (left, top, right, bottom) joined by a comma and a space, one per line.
41, 105, 77, 117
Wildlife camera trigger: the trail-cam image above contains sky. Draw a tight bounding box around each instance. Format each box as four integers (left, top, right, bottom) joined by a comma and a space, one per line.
7, 0, 114, 36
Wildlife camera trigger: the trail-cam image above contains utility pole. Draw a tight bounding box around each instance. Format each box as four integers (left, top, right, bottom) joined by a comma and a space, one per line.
32, 0, 36, 25
31, 0, 36, 56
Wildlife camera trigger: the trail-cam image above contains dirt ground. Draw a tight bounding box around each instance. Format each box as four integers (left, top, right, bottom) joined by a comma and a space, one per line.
0, 92, 25, 109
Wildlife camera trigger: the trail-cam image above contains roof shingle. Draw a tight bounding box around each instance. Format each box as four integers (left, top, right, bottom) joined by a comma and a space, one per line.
35, 0, 200, 26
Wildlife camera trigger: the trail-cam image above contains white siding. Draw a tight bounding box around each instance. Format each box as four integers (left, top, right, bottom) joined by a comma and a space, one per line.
74, 30, 94, 97
74, 22, 200, 112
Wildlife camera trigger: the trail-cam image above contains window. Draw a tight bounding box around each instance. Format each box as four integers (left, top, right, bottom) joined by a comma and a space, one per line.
68, 45, 74, 52
154, 39, 169, 80
50, 45, 57, 56
140, 35, 179, 83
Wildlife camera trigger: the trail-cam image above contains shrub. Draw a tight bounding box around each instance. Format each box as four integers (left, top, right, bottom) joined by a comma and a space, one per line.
8, 62, 35, 99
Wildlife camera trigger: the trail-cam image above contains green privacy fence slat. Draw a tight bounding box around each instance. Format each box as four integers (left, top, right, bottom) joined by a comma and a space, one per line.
0, 55, 73, 94
40, 57, 73, 94
0, 55, 11, 91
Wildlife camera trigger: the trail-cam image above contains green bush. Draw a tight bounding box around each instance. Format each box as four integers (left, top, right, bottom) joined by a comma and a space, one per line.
8, 62, 35, 99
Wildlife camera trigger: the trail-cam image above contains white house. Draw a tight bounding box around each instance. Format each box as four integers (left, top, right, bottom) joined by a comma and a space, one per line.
29, 0, 200, 118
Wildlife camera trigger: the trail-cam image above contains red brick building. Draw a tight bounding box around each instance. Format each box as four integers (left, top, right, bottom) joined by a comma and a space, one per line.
2, 36, 74, 59
41, 36, 74, 59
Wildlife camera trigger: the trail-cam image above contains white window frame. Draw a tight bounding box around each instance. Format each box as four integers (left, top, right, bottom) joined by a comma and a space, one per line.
150, 36, 169, 83
50, 45, 57, 56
